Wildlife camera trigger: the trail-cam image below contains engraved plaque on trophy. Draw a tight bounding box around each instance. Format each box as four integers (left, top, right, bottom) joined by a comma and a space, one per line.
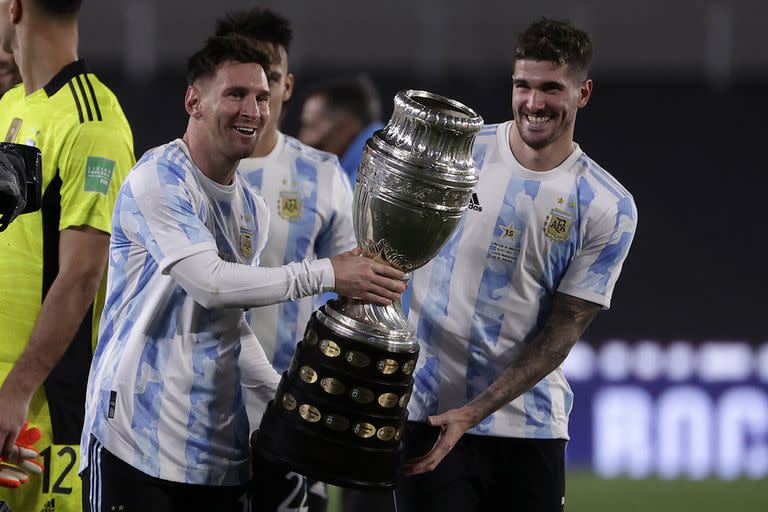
255, 90, 483, 488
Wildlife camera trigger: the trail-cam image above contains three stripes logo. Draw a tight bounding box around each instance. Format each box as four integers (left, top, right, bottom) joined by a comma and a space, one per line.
67, 75, 102, 124
40, 499, 55, 512
468, 192, 483, 212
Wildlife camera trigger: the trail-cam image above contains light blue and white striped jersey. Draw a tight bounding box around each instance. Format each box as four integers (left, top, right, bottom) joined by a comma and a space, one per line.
80, 139, 270, 485
238, 132, 355, 377
407, 121, 637, 440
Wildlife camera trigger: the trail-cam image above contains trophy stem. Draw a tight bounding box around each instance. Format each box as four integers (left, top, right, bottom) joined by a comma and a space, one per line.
319, 296, 417, 352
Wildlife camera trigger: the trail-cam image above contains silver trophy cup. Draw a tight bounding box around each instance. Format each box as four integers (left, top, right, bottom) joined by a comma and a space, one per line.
255, 90, 483, 488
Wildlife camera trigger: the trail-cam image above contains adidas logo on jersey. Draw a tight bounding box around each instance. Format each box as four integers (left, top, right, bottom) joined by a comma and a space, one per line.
468, 193, 483, 212
40, 498, 55, 512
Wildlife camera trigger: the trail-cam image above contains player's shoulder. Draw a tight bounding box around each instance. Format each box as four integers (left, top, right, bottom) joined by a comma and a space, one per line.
472, 123, 505, 157
236, 173, 268, 209
475, 122, 502, 142
573, 153, 632, 199
43, 62, 129, 130
129, 140, 191, 186
572, 151, 636, 217
282, 134, 343, 170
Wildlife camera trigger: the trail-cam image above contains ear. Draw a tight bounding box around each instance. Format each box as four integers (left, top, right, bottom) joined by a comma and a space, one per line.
282, 72, 295, 102
578, 79, 593, 108
9, 0, 22, 24
184, 85, 202, 118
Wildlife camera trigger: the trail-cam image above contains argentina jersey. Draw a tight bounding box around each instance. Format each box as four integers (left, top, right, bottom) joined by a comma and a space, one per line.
237, 132, 355, 382
407, 121, 637, 440
80, 139, 270, 485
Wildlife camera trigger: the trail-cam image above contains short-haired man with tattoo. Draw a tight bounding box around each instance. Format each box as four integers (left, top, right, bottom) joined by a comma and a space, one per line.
397, 18, 638, 512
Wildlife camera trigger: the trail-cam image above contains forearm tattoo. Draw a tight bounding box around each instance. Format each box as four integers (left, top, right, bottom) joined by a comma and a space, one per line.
465, 292, 602, 426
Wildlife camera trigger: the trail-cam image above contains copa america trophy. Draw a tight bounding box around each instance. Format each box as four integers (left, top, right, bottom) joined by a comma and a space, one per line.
254, 90, 483, 488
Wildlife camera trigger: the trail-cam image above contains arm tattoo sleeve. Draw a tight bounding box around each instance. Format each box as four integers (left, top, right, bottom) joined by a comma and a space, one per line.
464, 292, 603, 427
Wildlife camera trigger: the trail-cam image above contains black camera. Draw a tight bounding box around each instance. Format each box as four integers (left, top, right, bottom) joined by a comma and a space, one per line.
0, 142, 42, 232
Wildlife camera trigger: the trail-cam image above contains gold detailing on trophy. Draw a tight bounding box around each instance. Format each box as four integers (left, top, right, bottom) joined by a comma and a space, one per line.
353, 422, 377, 439
345, 350, 371, 368
394, 429, 402, 441
399, 392, 411, 408
300, 366, 318, 384
320, 339, 341, 358
402, 360, 416, 375
323, 414, 351, 432
281, 393, 297, 411
321, 377, 346, 395
350, 387, 375, 404
377, 359, 399, 374
376, 426, 397, 441
305, 329, 319, 346
299, 404, 322, 423
377, 393, 399, 408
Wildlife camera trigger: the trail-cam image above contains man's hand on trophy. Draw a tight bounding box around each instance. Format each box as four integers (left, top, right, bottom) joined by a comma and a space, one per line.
330, 247, 406, 305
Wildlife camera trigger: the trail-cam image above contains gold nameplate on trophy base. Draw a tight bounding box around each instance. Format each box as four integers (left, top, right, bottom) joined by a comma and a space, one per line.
299, 404, 322, 423
377, 359, 399, 374
320, 339, 341, 358
281, 393, 297, 411
377, 426, 396, 441
300, 366, 318, 384
378, 393, 399, 408
353, 422, 376, 439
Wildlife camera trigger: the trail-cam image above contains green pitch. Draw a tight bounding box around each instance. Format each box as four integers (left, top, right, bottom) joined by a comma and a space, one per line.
329, 473, 768, 512
565, 472, 767, 512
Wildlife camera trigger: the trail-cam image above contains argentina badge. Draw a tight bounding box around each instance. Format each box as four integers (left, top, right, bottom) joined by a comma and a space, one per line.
239, 226, 254, 259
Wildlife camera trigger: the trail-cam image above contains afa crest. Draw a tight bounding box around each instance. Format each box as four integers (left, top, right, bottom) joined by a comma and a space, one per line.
544, 208, 575, 242
278, 190, 302, 221
240, 228, 254, 259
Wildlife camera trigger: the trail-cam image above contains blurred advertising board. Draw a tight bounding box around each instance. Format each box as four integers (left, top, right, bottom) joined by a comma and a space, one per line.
564, 341, 768, 479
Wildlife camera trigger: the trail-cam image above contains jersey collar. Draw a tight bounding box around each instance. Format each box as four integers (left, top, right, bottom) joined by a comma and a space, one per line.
43, 59, 89, 97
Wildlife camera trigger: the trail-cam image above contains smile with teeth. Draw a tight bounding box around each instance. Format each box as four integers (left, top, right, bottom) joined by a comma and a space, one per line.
526, 114, 551, 124
234, 126, 256, 135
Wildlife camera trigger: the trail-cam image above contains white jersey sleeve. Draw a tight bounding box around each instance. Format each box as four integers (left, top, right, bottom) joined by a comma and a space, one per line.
168, 248, 334, 309
558, 194, 637, 308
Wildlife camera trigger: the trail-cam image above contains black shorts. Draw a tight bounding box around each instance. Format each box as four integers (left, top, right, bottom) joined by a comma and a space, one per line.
396, 421, 566, 512
81, 436, 249, 512
250, 449, 328, 512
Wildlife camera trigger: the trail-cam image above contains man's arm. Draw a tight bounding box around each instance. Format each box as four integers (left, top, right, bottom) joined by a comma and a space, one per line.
403, 292, 602, 475
0, 226, 108, 457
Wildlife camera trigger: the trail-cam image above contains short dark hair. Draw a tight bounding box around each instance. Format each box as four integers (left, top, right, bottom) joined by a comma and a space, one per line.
515, 18, 593, 80
308, 75, 382, 126
214, 8, 293, 58
185, 34, 271, 86
32, 0, 82, 18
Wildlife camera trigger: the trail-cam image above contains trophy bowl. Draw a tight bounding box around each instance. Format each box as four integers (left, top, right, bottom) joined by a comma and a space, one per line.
254, 90, 483, 488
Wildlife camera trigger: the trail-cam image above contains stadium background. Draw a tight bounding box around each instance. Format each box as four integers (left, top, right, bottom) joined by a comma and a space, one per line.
75, 1, 766, 510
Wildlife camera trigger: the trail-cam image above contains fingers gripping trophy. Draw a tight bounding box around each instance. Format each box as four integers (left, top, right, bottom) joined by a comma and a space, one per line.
255, 90, 483, 488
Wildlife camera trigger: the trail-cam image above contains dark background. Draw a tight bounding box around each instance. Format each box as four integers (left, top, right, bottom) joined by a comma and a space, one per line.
81, 0, 766, 345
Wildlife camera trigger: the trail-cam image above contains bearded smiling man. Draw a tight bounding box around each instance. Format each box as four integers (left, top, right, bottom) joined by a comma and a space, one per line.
395, 17, 638, 512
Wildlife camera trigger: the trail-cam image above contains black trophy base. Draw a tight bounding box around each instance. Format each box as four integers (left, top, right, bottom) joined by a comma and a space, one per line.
254, 403, 402, 489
